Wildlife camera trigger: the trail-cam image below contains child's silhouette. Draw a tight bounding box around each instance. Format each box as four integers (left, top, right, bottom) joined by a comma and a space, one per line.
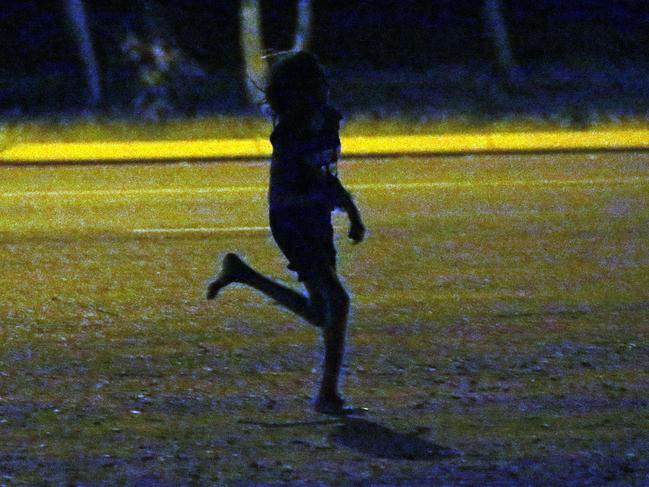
207, 51, 365, 415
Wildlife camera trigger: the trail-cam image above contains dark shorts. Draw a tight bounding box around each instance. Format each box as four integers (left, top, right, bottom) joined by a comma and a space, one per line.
269, 205, 336, 281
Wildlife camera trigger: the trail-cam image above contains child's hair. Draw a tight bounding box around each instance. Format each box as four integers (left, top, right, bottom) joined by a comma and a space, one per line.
265, 51, 329, 121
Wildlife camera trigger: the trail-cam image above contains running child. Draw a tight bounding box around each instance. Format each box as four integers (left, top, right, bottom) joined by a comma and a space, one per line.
207, 51, 365, 415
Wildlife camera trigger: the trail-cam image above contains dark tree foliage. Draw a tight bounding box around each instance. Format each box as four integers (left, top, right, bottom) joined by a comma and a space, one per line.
2, 0, 647, 74
1, 0, 648, 115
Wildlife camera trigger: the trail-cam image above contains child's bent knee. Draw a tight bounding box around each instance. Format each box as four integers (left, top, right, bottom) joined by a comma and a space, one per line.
304, 274, 349, 325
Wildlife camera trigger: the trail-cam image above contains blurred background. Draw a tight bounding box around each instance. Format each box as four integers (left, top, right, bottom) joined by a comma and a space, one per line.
1, 0, 648, 129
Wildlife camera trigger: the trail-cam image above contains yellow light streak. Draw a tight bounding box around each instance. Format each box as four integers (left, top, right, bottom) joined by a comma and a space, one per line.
2, 131, 649, 163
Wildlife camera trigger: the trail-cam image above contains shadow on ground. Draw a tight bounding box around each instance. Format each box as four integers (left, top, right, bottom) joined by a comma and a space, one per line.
240, 416, 458, 460
332, 417, 458, 460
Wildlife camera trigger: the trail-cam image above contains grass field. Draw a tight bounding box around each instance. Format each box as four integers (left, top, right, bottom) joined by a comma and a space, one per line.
0, 152, 648, 485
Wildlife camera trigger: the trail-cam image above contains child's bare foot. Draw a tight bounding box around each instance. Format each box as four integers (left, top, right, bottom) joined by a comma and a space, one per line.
315, 394, 359, 416
206, 253, 248, 300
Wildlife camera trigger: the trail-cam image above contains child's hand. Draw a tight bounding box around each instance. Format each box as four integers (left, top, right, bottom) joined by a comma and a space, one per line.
348, 220, 366, 244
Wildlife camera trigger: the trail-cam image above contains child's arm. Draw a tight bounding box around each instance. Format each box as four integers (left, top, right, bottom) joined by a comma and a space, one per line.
302, 142, 366, 243
326, 174, 366, 244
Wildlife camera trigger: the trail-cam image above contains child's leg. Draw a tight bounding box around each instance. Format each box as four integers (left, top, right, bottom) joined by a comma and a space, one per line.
305, 274, 350, 413
208, 253, 316, 324
209, 254, 351, 414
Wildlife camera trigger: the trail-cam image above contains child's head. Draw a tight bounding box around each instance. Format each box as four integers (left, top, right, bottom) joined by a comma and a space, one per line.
265, 51, 329, 120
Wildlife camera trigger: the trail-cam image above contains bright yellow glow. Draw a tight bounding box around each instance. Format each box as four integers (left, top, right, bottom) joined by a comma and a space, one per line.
2, 130, 649, 162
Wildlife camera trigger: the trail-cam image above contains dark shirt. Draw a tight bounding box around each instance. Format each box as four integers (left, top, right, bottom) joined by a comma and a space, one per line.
268, 106, 343, 212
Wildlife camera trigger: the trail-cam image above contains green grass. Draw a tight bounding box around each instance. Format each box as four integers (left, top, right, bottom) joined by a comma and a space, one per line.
1, 153, 648, 485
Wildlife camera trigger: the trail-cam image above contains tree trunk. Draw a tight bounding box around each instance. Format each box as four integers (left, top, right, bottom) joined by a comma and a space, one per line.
483, 0, 516, 87
240, 0, 266, 105
63, 0, 101, 108
293, 0, 312, 51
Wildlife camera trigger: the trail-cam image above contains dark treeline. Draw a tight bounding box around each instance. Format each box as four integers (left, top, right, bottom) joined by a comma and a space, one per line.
3, 1, 647, 71
2, 1, 649, 117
